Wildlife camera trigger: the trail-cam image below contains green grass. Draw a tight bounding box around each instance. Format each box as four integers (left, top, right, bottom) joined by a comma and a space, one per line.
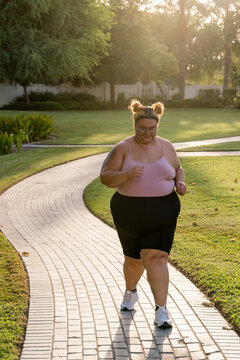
1, 108, 240, 144
0, 146, 107, 359
0, 147, 108, 195
0, 108, 239, 357
179, 141, 240, 152
84, 156, 240, 334
0, 233, 29, 360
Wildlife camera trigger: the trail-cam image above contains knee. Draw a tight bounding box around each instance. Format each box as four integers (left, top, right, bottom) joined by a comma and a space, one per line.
141, 252, 168, 271
124, 256, 143, 268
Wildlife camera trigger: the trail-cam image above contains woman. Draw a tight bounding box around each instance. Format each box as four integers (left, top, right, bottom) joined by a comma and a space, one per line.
100, 99, 186, 328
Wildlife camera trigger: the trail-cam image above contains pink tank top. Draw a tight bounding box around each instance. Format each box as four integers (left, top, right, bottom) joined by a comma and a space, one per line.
117, 141, 176, 197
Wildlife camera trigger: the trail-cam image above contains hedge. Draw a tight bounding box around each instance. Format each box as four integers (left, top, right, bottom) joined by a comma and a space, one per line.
0, 113, 53, 154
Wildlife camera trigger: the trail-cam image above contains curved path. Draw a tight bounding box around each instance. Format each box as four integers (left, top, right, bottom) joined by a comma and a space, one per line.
22, 135, 240, 150
0, 152, 240, 360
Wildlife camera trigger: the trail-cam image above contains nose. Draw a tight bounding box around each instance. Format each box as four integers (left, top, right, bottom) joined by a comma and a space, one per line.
145, 128, 151, 134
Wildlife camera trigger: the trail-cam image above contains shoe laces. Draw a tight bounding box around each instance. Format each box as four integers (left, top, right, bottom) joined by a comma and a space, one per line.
124, 290, 135, 302
158, 305, 168, 314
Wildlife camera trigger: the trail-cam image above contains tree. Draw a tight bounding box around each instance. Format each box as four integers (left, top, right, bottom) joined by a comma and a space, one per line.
155, 0, 208, 97
188, 23, 224, 83
95, 0, 178, 107
0, 0, 113, 101
211, 0, 240, 88
95, 1, 152, 108
141, 44, 179, 95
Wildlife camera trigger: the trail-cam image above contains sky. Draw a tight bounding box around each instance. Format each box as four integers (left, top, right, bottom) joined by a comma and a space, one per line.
143, 0, 210, 12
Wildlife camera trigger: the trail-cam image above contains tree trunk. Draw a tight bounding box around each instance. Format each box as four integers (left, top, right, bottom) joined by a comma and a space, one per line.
177, 0, 187, 98
23, 85, 30, 103
156, 81, 165, 97
223, 7, 232, 89
179, 52, 186, 98
110, 82, 115, 109
223, 43, 232, 89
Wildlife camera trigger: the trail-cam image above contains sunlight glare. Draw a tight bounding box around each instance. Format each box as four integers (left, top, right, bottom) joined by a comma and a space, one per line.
142, 0, 210, 12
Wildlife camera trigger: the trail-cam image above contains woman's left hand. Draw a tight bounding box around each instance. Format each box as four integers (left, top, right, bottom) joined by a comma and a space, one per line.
176, 181, 186, 196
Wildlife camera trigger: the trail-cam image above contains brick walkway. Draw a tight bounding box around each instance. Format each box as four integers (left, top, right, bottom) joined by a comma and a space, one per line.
0, 153, 240, 360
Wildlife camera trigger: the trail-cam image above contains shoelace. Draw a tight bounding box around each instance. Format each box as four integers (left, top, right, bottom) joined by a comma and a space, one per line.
124, 291, 135, 302
158, 306, 167, 314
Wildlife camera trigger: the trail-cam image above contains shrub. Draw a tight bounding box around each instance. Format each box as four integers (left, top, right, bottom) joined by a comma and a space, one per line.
117, 94, 223, 108
56, 92, 96, 102
198, 89, 221, 101
61, 98, 111, 110
2, 101, 64, 111
15, 90, 97, 103
2, 93, 111, 111
171, 92, 183, 100
164, 98, 224, 108
62, 100, 111, 110
0, 132, 13, 155
16, 90, 57, 102
24, 114, 54, 141
222, 88, 237, 105
0, 116, 16, 134
11, 130, 28, 152
0, 114, 53, 143
116, 92, 129, 109
192, 97, 223, 108
235, 100, 240, 109
136, 95, 166, 105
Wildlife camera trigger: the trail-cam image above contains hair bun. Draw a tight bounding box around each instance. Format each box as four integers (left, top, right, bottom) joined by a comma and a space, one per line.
129, 99, 143, 113
152, 102, 164, 115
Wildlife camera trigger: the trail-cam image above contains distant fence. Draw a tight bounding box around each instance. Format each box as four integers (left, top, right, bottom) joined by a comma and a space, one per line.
0, 81, 238, 107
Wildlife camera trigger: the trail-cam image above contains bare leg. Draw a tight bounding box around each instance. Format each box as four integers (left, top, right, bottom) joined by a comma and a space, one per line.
123, 256, 145, 290
140, 249, 169, 306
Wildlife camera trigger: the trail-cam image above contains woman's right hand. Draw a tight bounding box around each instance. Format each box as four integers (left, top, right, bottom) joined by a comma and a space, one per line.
128, 166, 144, 179
100, 142, 144, 188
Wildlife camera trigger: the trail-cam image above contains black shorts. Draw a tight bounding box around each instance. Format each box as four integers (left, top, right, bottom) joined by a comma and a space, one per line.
110, 191, 181, 259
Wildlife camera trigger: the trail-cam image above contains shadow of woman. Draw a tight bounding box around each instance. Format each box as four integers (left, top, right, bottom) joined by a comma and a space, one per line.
105, 309, 173, 359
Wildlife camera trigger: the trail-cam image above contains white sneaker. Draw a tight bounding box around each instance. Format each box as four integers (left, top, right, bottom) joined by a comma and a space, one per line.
120, 290, 139, 311
154, 305, 172, 328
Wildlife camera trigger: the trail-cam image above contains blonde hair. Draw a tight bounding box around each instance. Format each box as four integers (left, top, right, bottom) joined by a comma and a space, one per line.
129, 99, 164, 124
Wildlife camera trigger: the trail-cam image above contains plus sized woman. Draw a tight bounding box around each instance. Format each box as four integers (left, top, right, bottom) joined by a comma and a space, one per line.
100, 100, 186, 328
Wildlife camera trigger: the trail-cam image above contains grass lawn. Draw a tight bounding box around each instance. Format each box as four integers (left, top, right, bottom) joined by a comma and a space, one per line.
179, 141, 240, 152
1, 108, 240, 144
0, 108, 239, 358
0, 147, 108, 195
84, 156, 240, 334
0, 146, 107, 359
0, 233, 28, 360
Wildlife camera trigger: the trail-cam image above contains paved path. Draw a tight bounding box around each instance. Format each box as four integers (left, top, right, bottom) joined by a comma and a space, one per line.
1, 153, 240, 360
21, 135, 240, 150
173, 136, 240, 150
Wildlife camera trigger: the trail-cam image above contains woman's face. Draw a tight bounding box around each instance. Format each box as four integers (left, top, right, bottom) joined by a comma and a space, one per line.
134, 118, 158, 145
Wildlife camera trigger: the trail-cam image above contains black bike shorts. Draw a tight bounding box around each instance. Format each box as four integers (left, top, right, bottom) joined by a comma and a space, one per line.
110, 191, 181, 259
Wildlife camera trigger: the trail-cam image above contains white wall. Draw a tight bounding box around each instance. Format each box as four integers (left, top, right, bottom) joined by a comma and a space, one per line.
0, 81, 225, 106
185, 84, 223, 99
0, 83, 24, 107
115, 83, 141, 101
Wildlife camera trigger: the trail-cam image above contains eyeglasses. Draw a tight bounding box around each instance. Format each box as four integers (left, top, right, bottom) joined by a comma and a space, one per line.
137, 126, 157, 133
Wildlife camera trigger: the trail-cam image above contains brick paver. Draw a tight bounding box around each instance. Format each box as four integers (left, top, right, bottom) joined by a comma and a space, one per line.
0, 153, 240, 360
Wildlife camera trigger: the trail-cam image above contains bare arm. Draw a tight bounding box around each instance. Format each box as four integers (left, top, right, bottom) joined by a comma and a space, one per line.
175, 166, 185, 184
163, 139, 186, 196
100, 142, 144, 188
175, 166, 186, 196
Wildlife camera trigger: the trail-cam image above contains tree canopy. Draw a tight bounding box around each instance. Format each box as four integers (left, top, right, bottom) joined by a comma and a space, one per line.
0, 0, 113, 100
94, 2, 178, 106
0, 0, 239, 102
